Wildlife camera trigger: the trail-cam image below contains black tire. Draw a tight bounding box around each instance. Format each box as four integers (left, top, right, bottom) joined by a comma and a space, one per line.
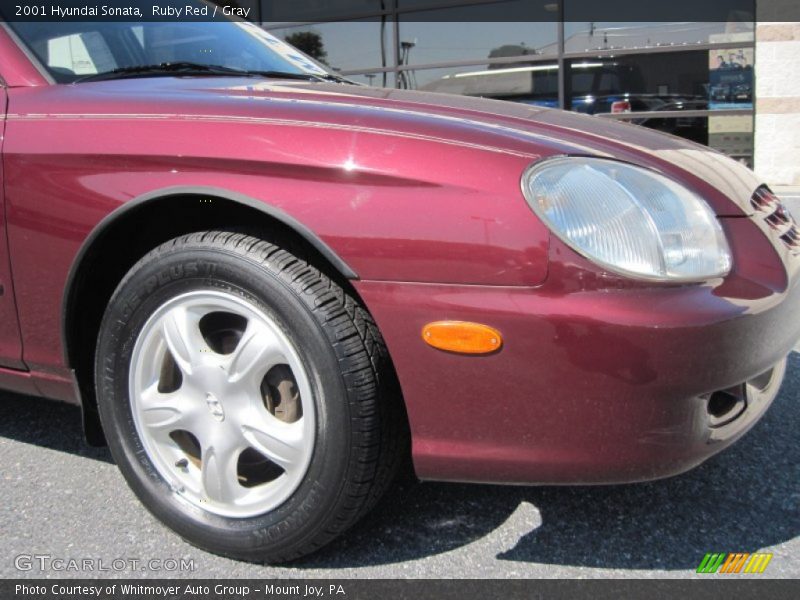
94, 231, 407, 563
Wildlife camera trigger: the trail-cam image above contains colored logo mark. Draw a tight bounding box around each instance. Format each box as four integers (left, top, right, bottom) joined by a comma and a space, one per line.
697, 552, 773, 574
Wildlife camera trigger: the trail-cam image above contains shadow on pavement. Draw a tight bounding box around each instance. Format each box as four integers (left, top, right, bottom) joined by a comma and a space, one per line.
0, 391, 113, 464
1, 355, 797, 571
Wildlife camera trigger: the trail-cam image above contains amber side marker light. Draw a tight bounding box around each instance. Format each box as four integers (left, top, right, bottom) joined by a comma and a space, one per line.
422, 321, 503, 355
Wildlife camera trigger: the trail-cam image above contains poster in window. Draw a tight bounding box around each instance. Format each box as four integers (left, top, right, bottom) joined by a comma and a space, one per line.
708, 47, 754, 110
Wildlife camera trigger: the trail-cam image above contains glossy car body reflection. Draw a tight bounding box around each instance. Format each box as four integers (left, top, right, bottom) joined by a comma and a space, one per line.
0, 25, 798, 486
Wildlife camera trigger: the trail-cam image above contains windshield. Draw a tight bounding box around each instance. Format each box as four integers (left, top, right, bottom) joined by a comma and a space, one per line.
6, 17, 331, 83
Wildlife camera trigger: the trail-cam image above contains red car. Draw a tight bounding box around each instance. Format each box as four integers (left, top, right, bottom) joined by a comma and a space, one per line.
1, 17, 798, 563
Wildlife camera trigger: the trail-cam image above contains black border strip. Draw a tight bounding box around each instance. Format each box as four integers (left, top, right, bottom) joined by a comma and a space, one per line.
4, 579, 800, 600
3, 0, 799, 23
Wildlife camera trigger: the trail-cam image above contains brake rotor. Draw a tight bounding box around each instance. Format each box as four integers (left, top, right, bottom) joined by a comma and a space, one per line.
261, 364, 302, 423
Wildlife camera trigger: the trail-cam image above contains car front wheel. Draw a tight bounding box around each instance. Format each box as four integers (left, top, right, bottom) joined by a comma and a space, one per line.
95, 231, 405, 562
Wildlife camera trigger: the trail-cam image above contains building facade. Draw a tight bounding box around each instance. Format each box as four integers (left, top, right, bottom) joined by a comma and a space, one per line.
754, 21, 800, 186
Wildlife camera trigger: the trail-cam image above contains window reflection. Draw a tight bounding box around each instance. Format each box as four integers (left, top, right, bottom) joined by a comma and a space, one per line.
563, 22, 754, 53
413, 63, 558, 107
398, 3, 558, 66
346, 71, 397, 87
566, 52, 710, 113
397, 20, 558, 66
628, 112, 709, 146
269, 20, 390, 72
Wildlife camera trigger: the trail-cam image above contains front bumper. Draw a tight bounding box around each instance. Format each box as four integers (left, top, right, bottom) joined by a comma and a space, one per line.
356, 232, 800, 485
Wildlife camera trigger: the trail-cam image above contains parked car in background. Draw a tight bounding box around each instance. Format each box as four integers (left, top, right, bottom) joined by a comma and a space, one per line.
628, 99, 710, 145
0, 13, 798, 563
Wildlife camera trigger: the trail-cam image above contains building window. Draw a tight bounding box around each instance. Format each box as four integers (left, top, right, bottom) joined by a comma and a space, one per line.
262, 0, 755, 163
268, 20, 391, 73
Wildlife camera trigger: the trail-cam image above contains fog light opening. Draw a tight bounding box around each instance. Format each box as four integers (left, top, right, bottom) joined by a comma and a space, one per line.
707, 387, 746, 427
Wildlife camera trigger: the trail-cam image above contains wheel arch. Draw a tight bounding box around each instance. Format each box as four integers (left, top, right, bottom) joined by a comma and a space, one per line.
62, 186, 360, 445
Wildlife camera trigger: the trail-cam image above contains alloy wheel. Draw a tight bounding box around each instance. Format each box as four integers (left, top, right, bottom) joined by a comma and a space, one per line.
128, 290, 315, 518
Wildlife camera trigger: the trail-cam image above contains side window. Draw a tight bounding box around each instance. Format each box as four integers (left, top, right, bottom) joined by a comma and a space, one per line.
571, 72, 594, 95
46, 32, 116, 76
597, 71, 621, 94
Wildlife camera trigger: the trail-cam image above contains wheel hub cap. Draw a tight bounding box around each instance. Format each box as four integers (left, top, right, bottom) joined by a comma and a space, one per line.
129, 290, 315, 518
205, 393, 225, 422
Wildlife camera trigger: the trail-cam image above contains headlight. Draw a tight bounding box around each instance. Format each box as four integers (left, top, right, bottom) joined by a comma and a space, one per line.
521, 157, 732, 282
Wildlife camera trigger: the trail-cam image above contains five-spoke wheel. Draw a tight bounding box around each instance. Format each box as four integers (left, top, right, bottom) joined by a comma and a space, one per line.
95, 231, 405, 562
130, 291, 315, 517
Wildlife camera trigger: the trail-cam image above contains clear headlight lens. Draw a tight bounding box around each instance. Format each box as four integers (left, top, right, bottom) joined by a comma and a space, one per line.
522, 157, 732, 281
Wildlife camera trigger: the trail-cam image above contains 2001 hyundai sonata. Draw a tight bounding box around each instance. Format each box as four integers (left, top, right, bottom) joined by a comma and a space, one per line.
0, 15, 798, 563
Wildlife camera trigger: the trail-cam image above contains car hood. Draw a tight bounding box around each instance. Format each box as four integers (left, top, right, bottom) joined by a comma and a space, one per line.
61, 78, 762, 216
235, 81, 759, 215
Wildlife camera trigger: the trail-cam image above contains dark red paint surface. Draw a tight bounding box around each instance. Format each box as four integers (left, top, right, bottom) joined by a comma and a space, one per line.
0, 27, 797, 483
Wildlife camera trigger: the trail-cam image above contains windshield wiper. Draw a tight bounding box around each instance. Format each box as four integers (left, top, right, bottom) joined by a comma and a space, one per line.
309, 72, 353, 84
75, 62, 248, 83
74, 62, 331, 84
253, 70, 354, 84
246, 69, 335, 82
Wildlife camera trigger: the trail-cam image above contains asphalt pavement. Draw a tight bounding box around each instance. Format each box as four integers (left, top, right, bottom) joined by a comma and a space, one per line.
1, 349, 798, 579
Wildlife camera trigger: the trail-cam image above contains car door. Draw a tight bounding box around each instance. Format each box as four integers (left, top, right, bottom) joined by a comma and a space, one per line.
0, 83, 24, 369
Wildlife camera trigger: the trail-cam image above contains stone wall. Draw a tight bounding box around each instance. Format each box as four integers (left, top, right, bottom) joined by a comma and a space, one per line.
754, 22, 800, 185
